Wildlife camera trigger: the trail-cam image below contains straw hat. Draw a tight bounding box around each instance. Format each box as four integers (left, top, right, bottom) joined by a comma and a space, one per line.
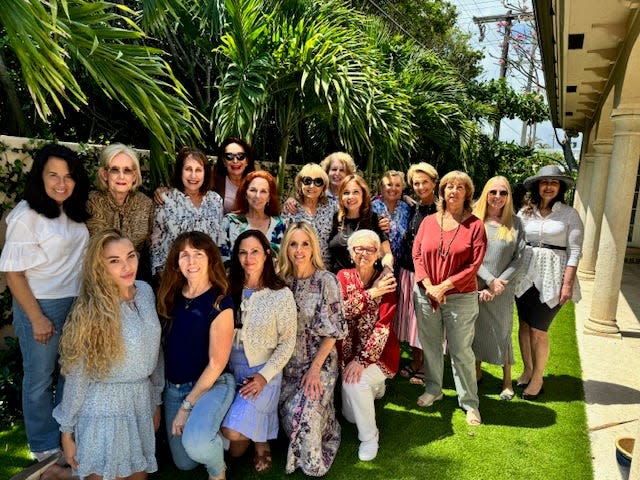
523, 165, 574, 190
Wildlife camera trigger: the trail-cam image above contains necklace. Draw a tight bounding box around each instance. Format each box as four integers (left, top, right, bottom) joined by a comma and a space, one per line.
438, 212, 462, 258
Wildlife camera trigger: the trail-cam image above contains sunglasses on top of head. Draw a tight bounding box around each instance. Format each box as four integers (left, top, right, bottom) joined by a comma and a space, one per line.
489, 190, 508, 197
224, 152, 246, 161
301, 177, 324, 187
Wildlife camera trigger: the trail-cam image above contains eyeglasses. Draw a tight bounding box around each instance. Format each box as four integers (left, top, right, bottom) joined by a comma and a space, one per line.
301, 177, 324, 187
353, 246, 377, 255
224, 152, 246, 162
489, 190, 508, 197
108, 167, 136, 177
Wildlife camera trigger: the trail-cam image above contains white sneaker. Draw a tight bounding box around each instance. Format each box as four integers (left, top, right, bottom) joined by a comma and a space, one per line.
358, 433, 379, 461
32, 448, 61, 462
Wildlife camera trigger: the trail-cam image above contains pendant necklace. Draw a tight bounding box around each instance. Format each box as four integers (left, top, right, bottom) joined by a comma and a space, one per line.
438, 212, 462, 258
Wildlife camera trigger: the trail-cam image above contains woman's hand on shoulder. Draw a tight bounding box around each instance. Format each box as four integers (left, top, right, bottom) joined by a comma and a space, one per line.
283, 197, 298, 215
370, 273, 396, 299
153, 186, 169, 205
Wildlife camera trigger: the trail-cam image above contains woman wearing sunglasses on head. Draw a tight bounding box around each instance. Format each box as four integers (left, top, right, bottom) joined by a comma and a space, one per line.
283, 164, 338, 266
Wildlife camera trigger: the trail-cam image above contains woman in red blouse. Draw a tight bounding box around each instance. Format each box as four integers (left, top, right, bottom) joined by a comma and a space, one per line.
412, 171, 487, 426
337, 229, 399, 462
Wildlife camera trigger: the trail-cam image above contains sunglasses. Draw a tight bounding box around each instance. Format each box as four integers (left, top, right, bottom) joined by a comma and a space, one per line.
301, 177, 324, 187
489, 190, 509, 197
224, 152, 247, 161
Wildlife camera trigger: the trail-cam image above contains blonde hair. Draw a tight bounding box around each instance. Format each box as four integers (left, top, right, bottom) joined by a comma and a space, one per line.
473, 176, 516, 241
407, 162, 438, 185
438, 171, 474, 213
294, 163, 329, 203
320, 152, 356, 176
278, 222, 325, 279
59, 229, 130, 379
96, 143, 143, 192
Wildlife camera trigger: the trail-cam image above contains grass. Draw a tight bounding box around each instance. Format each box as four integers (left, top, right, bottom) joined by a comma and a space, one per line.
1, 304, 592, 480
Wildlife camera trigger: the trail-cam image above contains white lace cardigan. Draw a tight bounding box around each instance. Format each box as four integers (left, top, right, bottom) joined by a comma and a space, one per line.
236, 287, 297, 382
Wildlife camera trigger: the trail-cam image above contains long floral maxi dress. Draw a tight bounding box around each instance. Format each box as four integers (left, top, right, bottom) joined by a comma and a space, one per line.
279, 269, 347, 476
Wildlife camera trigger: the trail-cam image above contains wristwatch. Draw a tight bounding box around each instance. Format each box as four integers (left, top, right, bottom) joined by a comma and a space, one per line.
181, 399, 194, 411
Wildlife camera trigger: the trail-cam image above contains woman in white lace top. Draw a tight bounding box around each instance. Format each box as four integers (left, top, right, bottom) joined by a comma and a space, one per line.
515, 165, 583, 401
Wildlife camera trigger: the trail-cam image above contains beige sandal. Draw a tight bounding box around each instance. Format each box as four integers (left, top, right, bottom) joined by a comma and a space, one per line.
466, 408, 482, 426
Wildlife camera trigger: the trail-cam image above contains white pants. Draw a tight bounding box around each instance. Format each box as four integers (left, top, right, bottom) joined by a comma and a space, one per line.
341, 364, 386, 442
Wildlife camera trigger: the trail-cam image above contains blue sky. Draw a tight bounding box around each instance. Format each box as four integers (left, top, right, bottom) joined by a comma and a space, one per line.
452, 0, 569, 151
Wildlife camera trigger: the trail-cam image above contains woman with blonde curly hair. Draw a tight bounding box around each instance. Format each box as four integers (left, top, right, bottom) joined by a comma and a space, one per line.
51, 229, 163, 479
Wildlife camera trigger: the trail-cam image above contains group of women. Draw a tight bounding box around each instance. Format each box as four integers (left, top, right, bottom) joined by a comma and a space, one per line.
0, 139, 583, 479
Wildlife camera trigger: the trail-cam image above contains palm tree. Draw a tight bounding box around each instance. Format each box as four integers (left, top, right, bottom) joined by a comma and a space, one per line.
0, 0, 201, 184
215, 0, 416, 191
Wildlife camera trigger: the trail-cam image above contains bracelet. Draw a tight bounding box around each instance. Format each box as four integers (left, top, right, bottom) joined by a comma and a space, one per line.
181, 399, 194, 411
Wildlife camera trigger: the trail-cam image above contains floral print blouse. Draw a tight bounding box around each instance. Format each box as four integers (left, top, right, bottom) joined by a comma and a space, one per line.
336, 268, 400, 378
218, 213, 287, 267
283, 199, 338, 266
371, 196, 411, 263
149, 188, 223, 275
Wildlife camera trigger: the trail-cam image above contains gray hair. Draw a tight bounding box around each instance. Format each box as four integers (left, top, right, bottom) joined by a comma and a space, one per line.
347, 229, 381, 258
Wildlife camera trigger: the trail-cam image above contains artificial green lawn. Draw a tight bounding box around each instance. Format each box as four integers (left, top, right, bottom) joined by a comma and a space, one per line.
1, 304, 592, 479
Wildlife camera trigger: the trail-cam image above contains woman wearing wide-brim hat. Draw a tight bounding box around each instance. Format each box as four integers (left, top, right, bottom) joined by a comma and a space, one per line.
513, 165, 583, 400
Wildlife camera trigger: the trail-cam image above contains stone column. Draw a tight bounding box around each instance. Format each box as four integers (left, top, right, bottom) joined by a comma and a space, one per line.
578, 141, 613, 278
573, 150, 594, 222
586, 107, 640, 336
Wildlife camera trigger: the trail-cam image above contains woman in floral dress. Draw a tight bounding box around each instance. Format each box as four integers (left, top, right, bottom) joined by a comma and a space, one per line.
278, 222, 347, 476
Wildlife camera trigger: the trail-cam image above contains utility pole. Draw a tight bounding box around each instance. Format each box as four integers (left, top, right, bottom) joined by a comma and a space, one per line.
473, 9, 534, 140
520, 42, 538, 146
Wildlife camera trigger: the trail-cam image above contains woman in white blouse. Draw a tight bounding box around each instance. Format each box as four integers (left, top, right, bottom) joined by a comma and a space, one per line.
221, 229, 296, 473
150, 147, 223, 279
0, 143, 90, 461
515, 165, 583, 400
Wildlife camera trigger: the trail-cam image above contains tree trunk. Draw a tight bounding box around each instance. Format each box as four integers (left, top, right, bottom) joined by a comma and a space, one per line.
277, 133, 290, 196
0, 49, 30, 136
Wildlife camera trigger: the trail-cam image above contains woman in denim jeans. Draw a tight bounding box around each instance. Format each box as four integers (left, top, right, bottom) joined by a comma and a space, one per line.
157, 231, 236, 480
0, 143, 90, 461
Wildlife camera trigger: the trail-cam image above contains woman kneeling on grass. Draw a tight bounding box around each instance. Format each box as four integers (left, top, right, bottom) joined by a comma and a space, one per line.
157, 231, 235, 480
48, 229, 163, 480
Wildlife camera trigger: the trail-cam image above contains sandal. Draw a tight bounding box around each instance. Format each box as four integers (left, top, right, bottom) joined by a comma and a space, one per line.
409, 371, 425, 385
466, 408, 482, 426
254, 449, 272, 473
399, 365, 417, 379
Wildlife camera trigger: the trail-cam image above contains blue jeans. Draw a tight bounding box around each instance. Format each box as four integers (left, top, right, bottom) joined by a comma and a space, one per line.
414, 288, 480, 411
164, 373, 235, 477
13, 297, 75, 453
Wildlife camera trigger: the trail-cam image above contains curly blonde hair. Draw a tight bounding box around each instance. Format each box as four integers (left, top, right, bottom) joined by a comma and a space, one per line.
59, 229, 131, 380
